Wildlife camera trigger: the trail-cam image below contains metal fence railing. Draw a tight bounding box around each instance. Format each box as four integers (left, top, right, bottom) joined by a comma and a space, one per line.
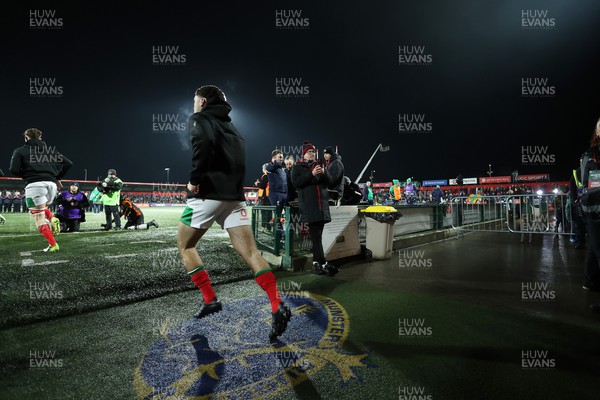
450, 194, 573, 242
252, 204, 455, 266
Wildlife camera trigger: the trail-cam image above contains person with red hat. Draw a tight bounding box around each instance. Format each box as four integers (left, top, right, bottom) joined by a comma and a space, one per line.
291, 141, 339, 276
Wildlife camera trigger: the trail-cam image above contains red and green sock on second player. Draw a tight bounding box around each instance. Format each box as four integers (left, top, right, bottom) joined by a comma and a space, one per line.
188, 266, 281, 313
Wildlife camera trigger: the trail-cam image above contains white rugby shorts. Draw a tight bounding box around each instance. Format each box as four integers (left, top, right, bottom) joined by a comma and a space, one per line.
25, 181, 58, 208
180, 198, 251, 229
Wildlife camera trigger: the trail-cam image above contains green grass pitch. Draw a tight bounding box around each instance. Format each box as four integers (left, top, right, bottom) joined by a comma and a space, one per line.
0, 207, 252, 327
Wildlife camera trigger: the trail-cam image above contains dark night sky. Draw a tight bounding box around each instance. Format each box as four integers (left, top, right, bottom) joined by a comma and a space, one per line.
2, 0, 599, 186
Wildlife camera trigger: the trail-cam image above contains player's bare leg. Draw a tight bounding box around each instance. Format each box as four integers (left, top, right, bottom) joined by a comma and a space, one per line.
177, 222, 221, 318
30, 204, 59, 252
228, 225, 291, 340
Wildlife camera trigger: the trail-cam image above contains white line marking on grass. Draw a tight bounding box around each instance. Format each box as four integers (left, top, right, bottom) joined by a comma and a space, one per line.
104, 254, 139, 259
130, 240, 167, 244
22, 260, 69, 267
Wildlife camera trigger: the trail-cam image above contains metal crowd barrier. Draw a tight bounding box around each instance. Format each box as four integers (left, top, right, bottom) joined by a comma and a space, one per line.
252, 203, 455, 262
450, 194, 572, 242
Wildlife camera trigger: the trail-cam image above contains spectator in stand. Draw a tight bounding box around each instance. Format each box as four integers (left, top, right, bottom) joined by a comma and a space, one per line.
323, 146, 344, 206
92, 195, 102, 214
363, 180, 374, 205
266, 150, 288, 228
404, 178, 416, 205
12, 190, 23, 213
431, 185, 445, 229
389, 179, 401, 204
255, 163, 271, 230
432, 185, 444, 204
2, 190, 12, 213
284, 156, 297, 204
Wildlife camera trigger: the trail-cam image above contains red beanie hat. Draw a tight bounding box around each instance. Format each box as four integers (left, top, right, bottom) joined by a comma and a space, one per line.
302, 141, 316, 156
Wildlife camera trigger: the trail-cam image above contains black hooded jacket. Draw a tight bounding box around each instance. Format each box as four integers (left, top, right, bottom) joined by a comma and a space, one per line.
188, 101, 245, 201
581, 145, 600, 213
325, 153, 344, 196
291, 160, 331, 223
9, 139, 72, 184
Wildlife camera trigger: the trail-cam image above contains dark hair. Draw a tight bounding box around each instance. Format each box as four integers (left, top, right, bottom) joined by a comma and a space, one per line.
24, 128, 42, 140
591, 117, 600, 148
195, 85, 226, 104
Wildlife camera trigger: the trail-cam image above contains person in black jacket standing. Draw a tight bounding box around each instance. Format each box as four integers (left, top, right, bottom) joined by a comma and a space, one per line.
581, 118, 600, 293
9, 128, 72, 252
291, 142, 339, 276
323, 146, 344, 206
177, 85, 290, 340
284, 156, 297, 204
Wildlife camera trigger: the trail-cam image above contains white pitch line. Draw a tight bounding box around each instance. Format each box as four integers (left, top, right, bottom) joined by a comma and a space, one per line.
22, 260, 69, 267
104, 254, 140, 259
130, 240, 167, 244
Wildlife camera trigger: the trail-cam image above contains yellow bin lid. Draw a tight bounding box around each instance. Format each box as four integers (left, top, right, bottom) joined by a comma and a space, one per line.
361, 206, 398, 213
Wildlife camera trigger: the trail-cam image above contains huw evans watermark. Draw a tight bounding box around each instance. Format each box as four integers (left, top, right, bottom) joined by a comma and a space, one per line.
276, 281, 310, 301
28, 146, 64, 166
275, 78, 310, 98
521, 282, 555, 302
151, 249, 180, 269
521, 350, 555, 369
30, 350, 63, 368
521, 146, 556, 166
521, 77, 556, 98
521, 10, 555, 29
398, 386, 433, 400
152, 114, 187, 134
152, 46, 187, 66
277, 144, 304, 159
398, 250, 432, 270
398, 318, 432, 338
398, 114, 432, 134
29, 282, 63, 300
398, 45, 432, 66
275, 10, 309, 29
149, 316, 189, 337
274, 350, 310, 370
29, 10, 63, 29
152, 182, 183, 199
30, 78, 63, 98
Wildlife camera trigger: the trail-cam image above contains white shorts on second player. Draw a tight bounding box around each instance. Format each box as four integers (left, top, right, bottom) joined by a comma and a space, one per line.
25, 181, 58, 208
180, 198, 251, 229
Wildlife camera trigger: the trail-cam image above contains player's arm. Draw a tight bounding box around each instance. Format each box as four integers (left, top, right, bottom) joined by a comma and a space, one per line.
8, 149, 23, 177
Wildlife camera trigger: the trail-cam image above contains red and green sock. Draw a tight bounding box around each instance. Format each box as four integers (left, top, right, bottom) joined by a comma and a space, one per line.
38, 224, 57, 246
188, 266, 216, 303
44, 209, 54, 221
255, 268, 281, 313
